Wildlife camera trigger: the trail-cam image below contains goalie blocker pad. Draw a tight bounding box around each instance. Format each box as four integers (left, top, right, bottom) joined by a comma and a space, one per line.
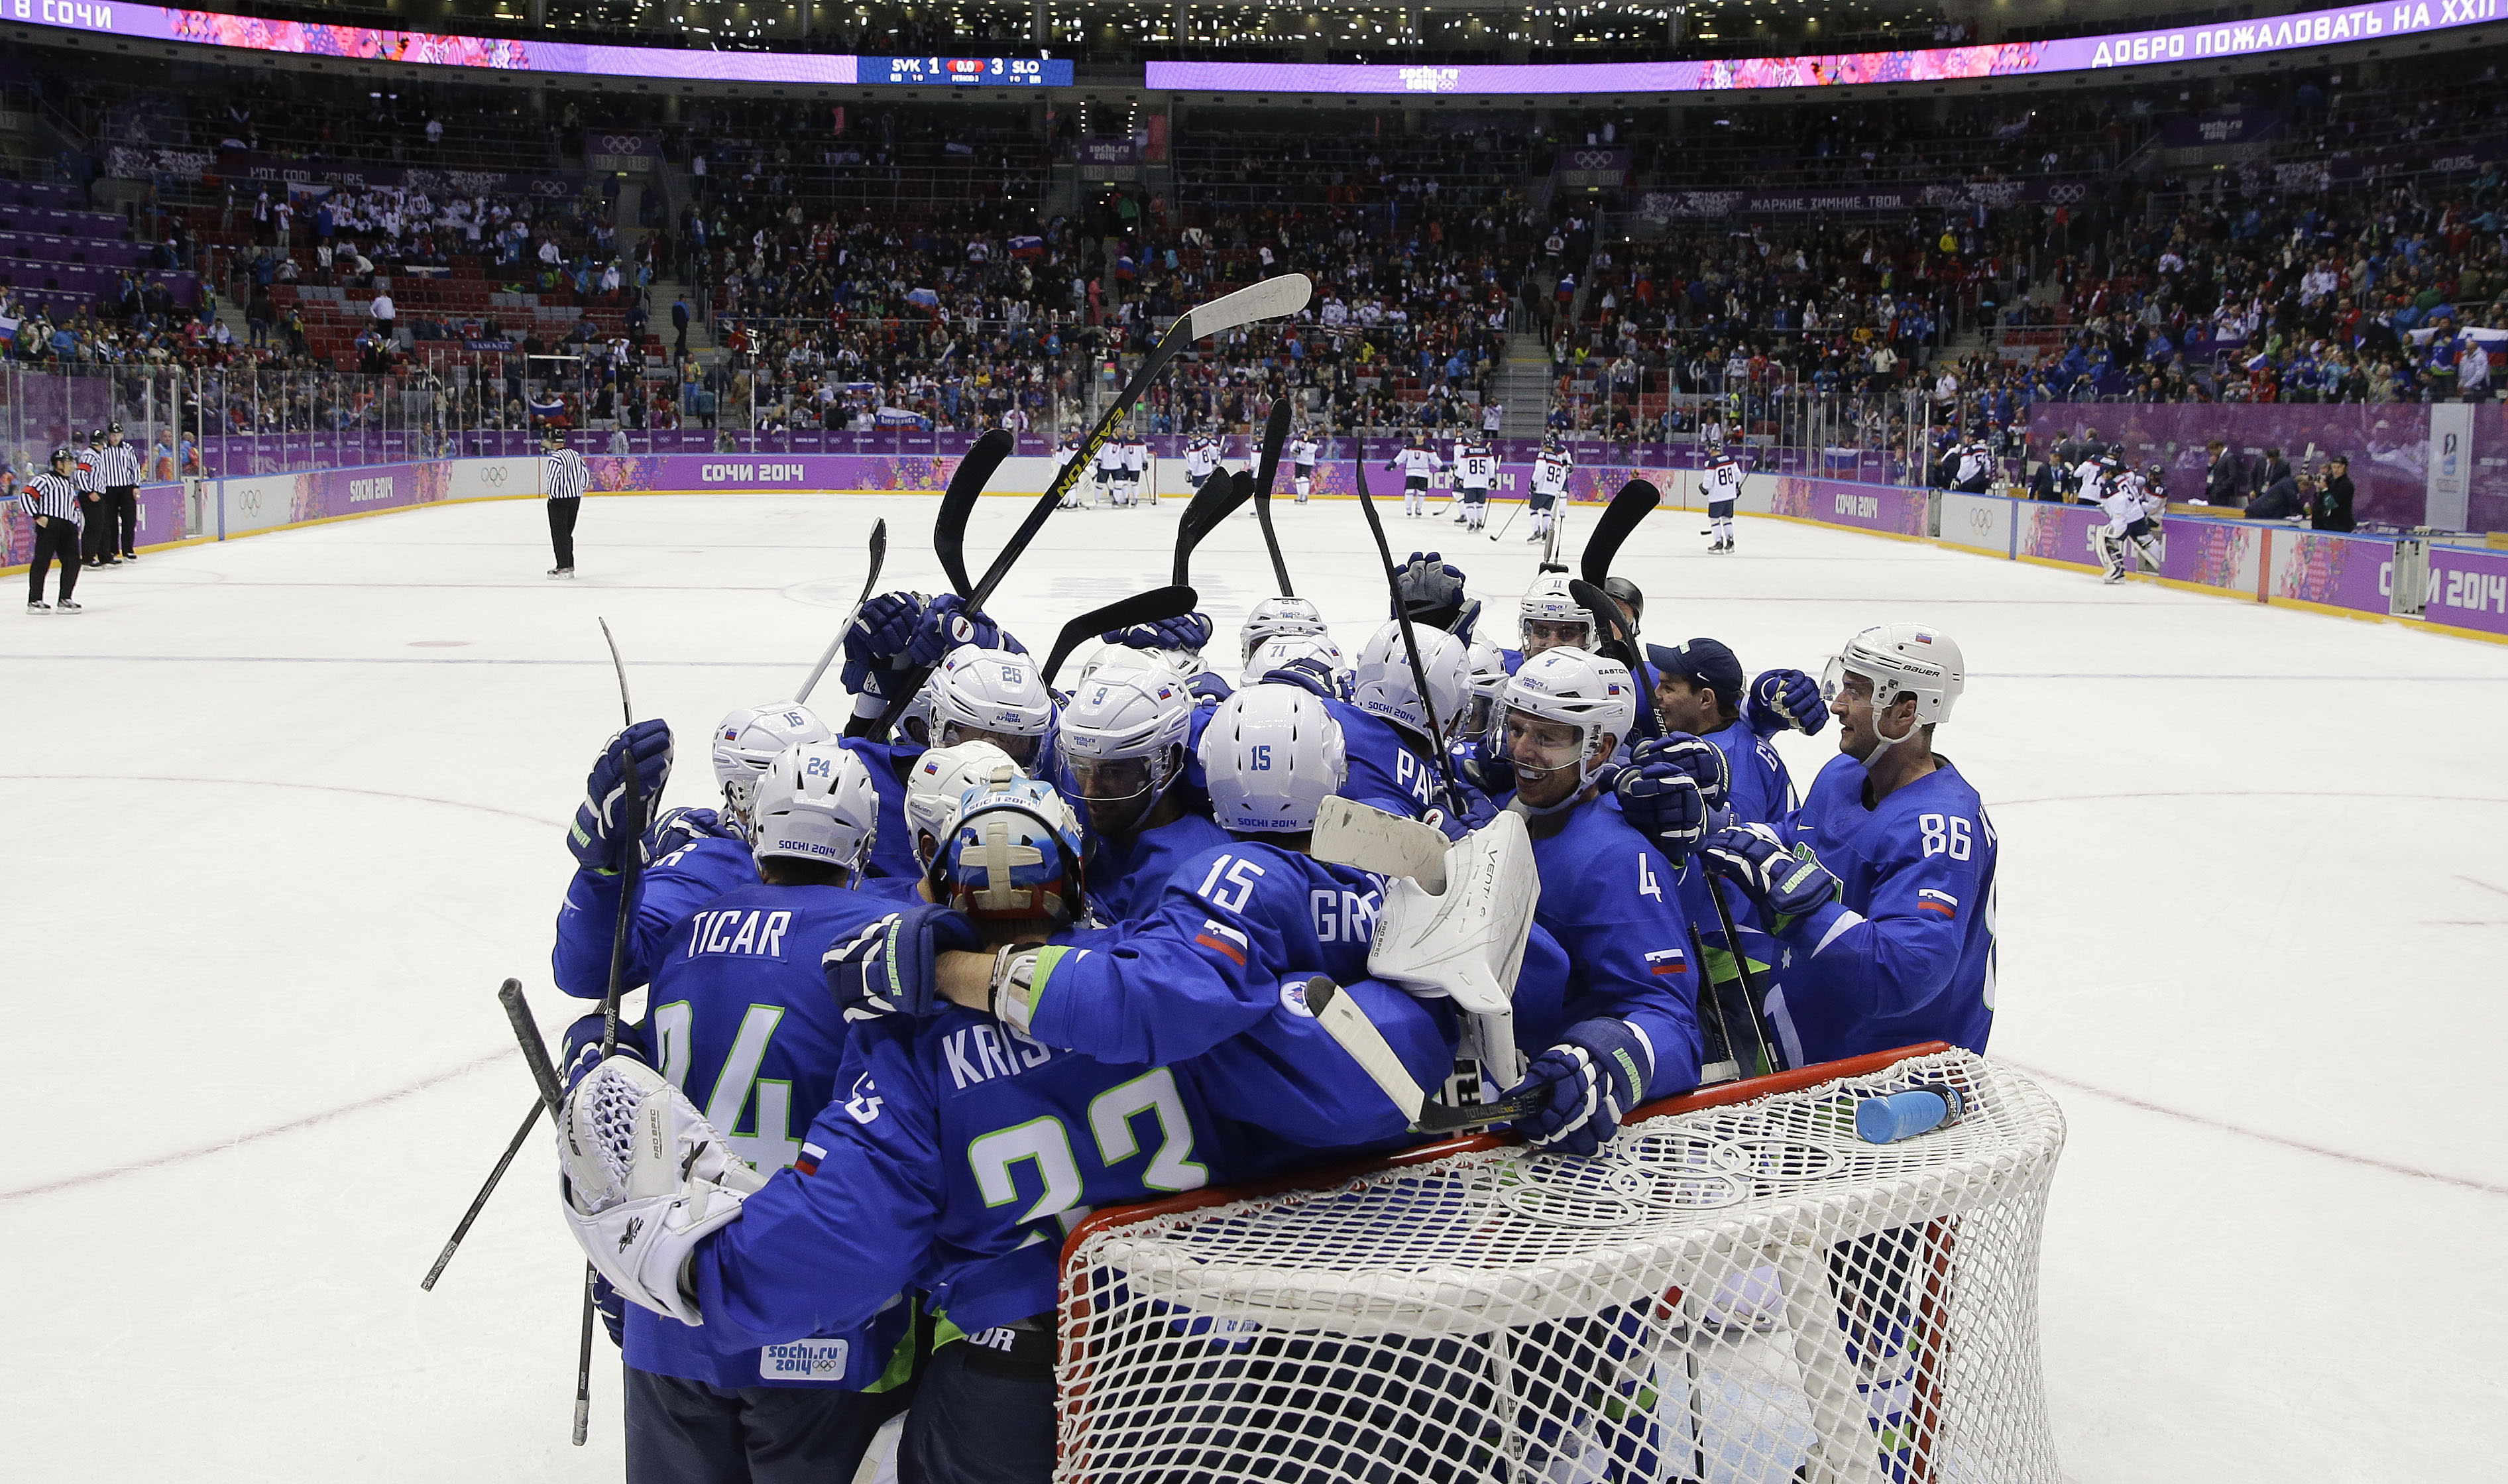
559, 1055, 767, 1326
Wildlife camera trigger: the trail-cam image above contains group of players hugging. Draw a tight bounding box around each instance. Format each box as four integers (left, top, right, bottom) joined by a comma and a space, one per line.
540, 551, 2000, 1483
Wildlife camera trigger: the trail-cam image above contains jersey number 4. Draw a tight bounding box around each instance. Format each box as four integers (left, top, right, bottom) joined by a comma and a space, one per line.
652, 1001, 804, 1171
966, 1068, 1208, 1238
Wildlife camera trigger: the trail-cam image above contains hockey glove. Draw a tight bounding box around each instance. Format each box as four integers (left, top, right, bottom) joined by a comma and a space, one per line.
839, 591, 927, 701
646, 805, 734, 866
1104, 611, 1214, 654
908, 593, 1023, 666
1746, 667, 1829, 738
823, 905, 979, 1022
1261, 656, 1349, 702
1629, 733, 1731, 813
1458, 736, 1515, 799
1699, 823, 1840, 919
560, 1012, 654, 1096
1612, 756, 1707, 862
558, 1055, 765, 1326
1508, 1018, 1653, 1158
1395, 551, 1468, 625
569, 719, 673, 874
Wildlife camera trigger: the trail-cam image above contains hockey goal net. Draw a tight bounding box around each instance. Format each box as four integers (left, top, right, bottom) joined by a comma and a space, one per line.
1057, 1044, 2065, 1483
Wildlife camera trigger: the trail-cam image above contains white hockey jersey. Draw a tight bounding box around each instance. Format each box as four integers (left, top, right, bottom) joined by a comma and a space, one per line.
1184, 439, 1220, 479
1455, 445, 1497, 490
1096, 442, 1126, 475
1122, 441, 1149, 474
1392, 446, 1444, 483
1287, 437, 1319, 470
1701, 456, 1744, 505
1532, 450, 1573, 495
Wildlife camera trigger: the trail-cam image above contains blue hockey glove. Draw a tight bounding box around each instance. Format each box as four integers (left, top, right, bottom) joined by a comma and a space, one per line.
1395, 551, 1467, 624
594, 1273, 626, 1349
1458, 736, 1515, 798
1628, 733, 1730, 813
1508, 1018, 1653, 1158
1613, 755, 1707, 862
840, 591, 927, 701
569, 720, 673, 874
823, 905, 979, 1022
1260, 656, 1348, 702
1699, 823, 1840, 919
909, 593, 1023, 665
1747, 667, 1829, 738
1104, 611, 1214, 654
645, 805, 732, 866
559, 1012, 654, 1096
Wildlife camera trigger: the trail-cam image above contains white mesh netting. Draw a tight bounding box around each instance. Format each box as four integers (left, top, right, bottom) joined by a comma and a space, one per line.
1058, 1049, 2063, 1484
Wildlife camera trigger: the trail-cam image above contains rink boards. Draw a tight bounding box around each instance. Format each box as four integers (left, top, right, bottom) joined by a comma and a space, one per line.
7, 452, 2504, 644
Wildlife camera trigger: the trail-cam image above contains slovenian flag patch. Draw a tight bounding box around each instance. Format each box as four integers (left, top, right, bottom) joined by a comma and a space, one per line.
1917, 888, 1959, 917
1193, 919, 1249, 965
1644, 947, 1688, 976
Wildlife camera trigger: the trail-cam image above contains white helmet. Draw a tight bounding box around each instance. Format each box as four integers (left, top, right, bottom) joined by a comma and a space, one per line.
1196, 684, 1348, 835
1497, 646, 1635, 811
1823, 622, 1965, 733
1240, 632, 1351, 695
1240, 596, 1329, 662
712, 701, 835, 837
748, 742, 879, 872
904, 740, 1021, 876
1349, 620, 1468, 741
932, 647, 1054, 763
1462, 638, 1512, 740
1518, 574, 1596, 654
1056, 663, 1195, 834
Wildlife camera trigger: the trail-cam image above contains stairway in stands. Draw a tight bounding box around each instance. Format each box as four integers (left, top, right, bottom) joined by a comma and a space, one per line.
1494, 327, 1553, 438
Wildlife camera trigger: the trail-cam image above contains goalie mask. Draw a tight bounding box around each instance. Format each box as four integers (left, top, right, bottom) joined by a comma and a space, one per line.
712, 701, 835, 839
1499, 646, 1635, 813
1518, 574, 1596, 657
942, 777, 1087, 925
904, 740, 1021, 878
1056, 663, 1194, 837
1240, 596, 1330, 663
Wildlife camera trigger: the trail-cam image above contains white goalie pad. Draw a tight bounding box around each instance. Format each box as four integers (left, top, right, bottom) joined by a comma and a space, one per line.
1310, 797, 1450, 891
559, 1055, 768, 1326
1366, 811, 1539, 1015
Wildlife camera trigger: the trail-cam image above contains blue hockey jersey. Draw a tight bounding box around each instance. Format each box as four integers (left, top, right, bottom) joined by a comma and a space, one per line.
837, 735, 927, 885
553, 830, 758, 999
1086, 811, 1232, 928
1763, 754, 1998, 1067
1515, 795, 1706, 1100
689, 981, 1456, 1347
1326, 699, 1444, 825
630, 880, 913, 1390
1704, 716, 1795, 828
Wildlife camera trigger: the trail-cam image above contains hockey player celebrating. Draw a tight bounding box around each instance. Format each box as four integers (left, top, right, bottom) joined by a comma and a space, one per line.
1697, 623, 1997, 1068
1389, 432, 1443, 518
2095, 463, 2166, 584
1946, 435, 1996, 494
1182, 428, 1221, 493
1054, 661, 1229, 925
1701, 437, 1744, 553
1338, 620, 1479, 828
1237, 595, 1331, 671
1492, 648, 1708, 1151
1507, 573, 1597, 672
1528, 435, 1572, 545
1286, 426, 1320, 503
928, 645, 1056, 769
558, 741, 913, 1480
1454, 434, 1497, 532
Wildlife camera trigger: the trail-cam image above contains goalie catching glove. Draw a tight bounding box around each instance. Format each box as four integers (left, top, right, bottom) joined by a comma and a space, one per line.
558, 1054, 766, 1327
1508, 1017, 1653, 1157
1699, 822, 1840, 919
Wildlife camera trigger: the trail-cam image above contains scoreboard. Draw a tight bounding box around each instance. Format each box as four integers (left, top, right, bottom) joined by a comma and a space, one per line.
860, 55, 1073, 87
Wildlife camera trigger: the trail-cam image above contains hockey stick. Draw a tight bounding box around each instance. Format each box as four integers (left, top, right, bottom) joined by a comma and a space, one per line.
1486, 498, 1523, 543
1170, 459, 1253, 587
1302, 978, 1534, 1133
873, 275, 1313, 736
497, 976, 569, 1117
935, 429, 1016, 599
794, 518, 887, 705
1579, 478, 1662, 585
576, 622, 644, 1448
1039, 584, 1202, 688
1351, 458, 1464, 812
418, 1099, 542, 1292
1249, 397, 1296, 595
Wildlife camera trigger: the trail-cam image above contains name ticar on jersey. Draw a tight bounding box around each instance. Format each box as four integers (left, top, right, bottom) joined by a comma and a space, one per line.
942, 1020, 1056, 1091
686, 907, 794, 959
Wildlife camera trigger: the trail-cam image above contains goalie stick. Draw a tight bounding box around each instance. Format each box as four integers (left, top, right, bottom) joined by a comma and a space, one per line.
1301, 978, 1535, 1133
1039, 585, 1202, 689
874, 274, 1312, 735
1249, 396, 1296, 596
794, 518, 887, 706
1350, 456, 1465, 814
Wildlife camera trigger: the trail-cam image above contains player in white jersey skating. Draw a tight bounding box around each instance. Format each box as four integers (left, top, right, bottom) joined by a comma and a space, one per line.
2096, 462, 2167, 584
1701, 439, 1744, 553
1389, 433, 1443, 518
1454, 435, 1497, 532
1529, 435, 1572, 545
1287, 428, 1319, 502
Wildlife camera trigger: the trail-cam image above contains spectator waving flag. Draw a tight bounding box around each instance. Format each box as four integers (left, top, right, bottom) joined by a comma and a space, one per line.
528, 394, 568, 422
904, 287, 940, 310
1008, 235, 1043, 259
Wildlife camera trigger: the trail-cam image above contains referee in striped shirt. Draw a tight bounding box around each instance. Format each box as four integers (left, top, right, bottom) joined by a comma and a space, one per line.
96, 422, 144, 561
542, 427, 589, 578
21, 446, 84, 613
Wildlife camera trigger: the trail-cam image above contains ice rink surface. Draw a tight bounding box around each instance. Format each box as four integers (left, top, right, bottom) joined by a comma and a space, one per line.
4, 488, 2504, 1482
